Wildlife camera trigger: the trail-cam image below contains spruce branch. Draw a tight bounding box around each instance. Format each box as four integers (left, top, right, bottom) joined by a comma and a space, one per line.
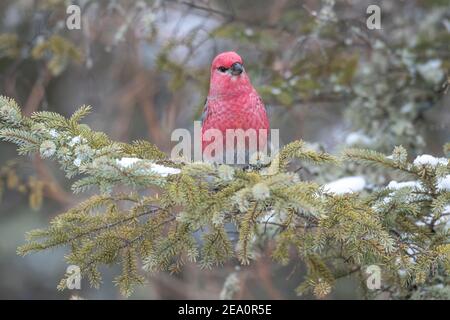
0, 96, 448, 298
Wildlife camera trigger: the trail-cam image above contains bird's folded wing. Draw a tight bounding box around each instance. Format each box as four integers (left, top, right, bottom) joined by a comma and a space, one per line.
200, 98, 208, 126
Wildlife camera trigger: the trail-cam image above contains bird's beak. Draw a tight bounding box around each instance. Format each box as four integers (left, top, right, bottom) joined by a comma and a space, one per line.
230, 62, 244, 76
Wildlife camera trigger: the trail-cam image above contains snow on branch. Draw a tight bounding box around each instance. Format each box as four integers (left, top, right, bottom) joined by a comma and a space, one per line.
116, 157, 181, 176
0, 95, 180, 193
413, 154, 448, 167
323, 176, 366, 195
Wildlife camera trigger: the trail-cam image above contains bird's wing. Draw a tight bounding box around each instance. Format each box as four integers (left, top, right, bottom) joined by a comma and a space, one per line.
258, 95, 269, 113
250, 90, 266, 110
200, 98, 208, 126
261, 97, 273, 118
251, 91, 271, 118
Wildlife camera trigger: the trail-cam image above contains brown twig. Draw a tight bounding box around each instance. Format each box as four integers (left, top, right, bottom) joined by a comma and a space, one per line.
23, 67, 52, 116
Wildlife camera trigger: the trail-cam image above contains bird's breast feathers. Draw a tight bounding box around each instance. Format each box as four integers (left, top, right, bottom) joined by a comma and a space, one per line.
203, 91, 269, 132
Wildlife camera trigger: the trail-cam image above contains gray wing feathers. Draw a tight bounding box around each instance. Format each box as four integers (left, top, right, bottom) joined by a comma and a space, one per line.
200, 99, 208, 126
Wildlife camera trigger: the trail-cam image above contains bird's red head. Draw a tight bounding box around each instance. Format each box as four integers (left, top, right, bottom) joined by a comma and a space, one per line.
208, 51, 252, 97
211, 51, 243, 71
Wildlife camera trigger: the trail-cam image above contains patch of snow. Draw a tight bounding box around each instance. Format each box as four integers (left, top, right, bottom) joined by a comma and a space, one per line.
323, 176, 366, 195
413, 154, 448, 167
387, 180, 422, 190
73, 158, 82, 167
416, 207, 450, 230
48, 129, 59, 138
436, 215, 450, 231
406, 247, 416, 256
380, 196, 393, 205
116, 157, 141, 168
437, 175, 450, 192
345, 132, 373, 146
398, 269, 408, 277
68, 136, 81, 147
116, 157, 180, 177
150, 163, 181, 176
416, 59, 445, 84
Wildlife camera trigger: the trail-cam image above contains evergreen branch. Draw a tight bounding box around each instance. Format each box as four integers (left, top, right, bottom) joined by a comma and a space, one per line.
0, 96, 447, 299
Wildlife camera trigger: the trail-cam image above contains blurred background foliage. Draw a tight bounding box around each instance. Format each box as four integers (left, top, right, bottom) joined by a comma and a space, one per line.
0, 0, 448, 299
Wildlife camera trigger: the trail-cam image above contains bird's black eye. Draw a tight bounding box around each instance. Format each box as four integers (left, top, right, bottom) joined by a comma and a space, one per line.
218, 66, 228, 73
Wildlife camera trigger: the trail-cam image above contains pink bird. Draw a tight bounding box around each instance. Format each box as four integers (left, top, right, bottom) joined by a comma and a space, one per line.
201, 51, 270, 164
